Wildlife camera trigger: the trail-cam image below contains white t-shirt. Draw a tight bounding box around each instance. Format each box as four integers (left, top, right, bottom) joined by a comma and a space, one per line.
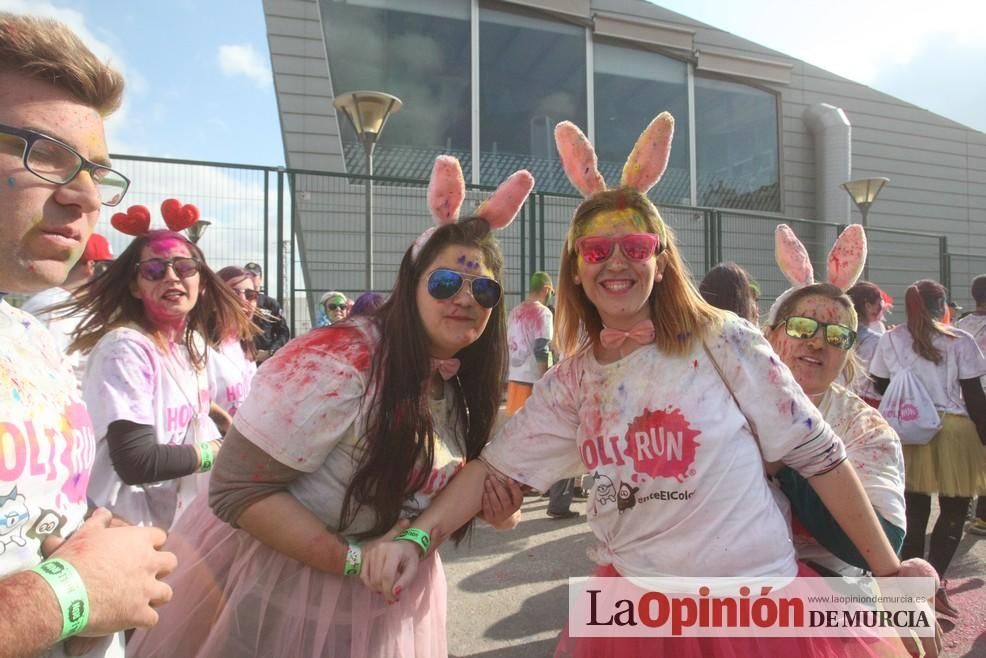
207, 339, 257, 416
869, 325, 986, 416
483, 315, 846, 578
82, 327, 219, 528
954, 314, 986, 392
780, 383, 905, 575
0, 301, 94, 575
507, 301, 553, 384
21, 287, 88, 388
234, 317, 467, 537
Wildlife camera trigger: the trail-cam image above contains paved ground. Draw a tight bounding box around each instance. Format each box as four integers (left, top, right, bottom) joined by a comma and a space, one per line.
441, 496, 986, 658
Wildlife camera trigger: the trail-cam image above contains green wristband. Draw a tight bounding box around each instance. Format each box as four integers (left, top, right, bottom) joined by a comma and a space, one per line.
394, 528, 431, 555
199, 441, 215, 472
32, 558, 89, 641
343, 542, 362, 576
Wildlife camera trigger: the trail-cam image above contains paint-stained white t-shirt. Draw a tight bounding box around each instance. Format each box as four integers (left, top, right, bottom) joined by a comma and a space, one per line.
869, 326, 986, 416
507, 301, 553, 384
233, 317, 467, 537
954, 314, 986, 392
83, 327, 219, 528
207, 338, 257, 416
483, 315, 846, 578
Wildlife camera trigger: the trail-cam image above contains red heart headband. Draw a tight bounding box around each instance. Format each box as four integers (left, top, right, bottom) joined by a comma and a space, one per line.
110, 198, 200, 236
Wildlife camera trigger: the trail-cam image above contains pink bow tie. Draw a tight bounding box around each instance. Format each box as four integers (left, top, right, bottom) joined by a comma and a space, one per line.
599, 320, 656, 350
431, 357, 461, 381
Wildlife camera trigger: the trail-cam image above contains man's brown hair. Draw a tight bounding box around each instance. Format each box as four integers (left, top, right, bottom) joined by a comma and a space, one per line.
0, 13, 124, 115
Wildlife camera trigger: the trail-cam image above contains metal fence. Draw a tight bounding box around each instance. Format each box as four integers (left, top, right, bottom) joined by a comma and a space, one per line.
102, 154, 981, 332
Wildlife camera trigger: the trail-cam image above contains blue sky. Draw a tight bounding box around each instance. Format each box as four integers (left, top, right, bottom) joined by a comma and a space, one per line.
4, 0, 983, 167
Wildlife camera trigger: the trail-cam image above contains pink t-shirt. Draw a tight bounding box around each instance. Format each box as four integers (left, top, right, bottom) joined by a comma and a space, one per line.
483, 315, 846, 578
233, 317, 468, 536
0, 301, 94, 575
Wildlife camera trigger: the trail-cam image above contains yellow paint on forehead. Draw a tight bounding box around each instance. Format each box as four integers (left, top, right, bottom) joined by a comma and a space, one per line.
578, 207, 649, 238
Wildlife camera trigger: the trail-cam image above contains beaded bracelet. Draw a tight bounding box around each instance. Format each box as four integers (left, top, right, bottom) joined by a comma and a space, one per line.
394, 528, 431, 555
344, 543, 362, 576
199, 441, 215, 472
31, 558, 89, 641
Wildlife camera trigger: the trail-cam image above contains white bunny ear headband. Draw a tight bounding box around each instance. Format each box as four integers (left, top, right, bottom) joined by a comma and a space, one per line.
410, 156, 534, 260
765, 223, 867, 326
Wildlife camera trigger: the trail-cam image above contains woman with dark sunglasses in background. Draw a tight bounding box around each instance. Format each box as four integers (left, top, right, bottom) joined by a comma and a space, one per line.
207, 266, 261, 424
130, 157, 530, 658
61, 230, 254, 530
869, 279, 986, 616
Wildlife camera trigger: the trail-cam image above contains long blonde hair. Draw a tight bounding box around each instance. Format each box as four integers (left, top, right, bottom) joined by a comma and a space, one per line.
556, 188, 723, 357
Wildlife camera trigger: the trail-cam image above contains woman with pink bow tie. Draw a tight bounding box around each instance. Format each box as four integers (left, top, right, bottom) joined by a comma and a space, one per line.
129, 157, 531, 658
364, 113, 929, 657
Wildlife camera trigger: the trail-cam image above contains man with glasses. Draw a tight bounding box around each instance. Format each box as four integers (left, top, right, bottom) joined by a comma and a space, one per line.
22, 233, 113, 387
0, 13, 175, 657
243, 262, 290, 361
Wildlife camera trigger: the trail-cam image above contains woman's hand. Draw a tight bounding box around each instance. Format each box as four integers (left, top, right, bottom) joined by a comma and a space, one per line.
479, 475, 523, 529
209, 402, 233, 435
359, 518, 416, 602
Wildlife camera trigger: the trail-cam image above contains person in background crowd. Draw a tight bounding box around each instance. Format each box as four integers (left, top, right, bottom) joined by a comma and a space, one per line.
698, 261, 758, 324
129, 156, 529, 657
847, 281, 888, 407
953, 274, 986, 537
869, 279, 986, 616
506, 272, 576, 518
244, 261, 290, 362
350, 291, 385, 317
748, 277, 762, 325
0, 12, 175, 657
317, 290, 350, 327
67, 229, 254, 530
209, 266, 260, 423
22, 232, 113, 386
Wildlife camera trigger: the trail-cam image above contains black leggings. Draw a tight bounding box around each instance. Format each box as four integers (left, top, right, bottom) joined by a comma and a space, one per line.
900, 492, 970, 580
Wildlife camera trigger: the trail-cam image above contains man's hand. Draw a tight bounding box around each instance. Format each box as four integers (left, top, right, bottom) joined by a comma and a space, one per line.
51, 508, 176, 636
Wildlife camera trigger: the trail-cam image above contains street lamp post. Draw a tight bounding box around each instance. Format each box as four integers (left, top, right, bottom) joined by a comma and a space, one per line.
333, 91, 403, 292
186, 219, 211, 244
841, 177, 889, 227
841, 177, 889, 280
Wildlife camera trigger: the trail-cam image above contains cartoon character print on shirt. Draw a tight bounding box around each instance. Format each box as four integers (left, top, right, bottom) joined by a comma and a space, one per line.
616, 482, 639, 512
0, 487, 30, 554
28, 509, 67, 544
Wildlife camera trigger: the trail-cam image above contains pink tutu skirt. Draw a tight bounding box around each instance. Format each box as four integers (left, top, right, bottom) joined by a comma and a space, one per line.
555, 564, 910, 658
129, 496, 447, 658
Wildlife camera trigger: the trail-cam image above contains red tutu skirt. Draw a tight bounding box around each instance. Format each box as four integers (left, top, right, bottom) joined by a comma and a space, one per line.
128, 496, 447, 658
555, 563, 911, 658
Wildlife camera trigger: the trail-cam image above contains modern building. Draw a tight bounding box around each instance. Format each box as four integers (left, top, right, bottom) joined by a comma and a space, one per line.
263, 0, 985, 311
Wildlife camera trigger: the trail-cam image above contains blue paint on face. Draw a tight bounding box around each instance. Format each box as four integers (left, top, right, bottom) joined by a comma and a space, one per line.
6, 177, 14, 188
457, 255, 466, 264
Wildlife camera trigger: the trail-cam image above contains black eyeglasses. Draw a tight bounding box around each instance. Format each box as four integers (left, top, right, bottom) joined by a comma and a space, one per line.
777, 316, 857, 351
235, 288, 259, 301
0, 123, 130, 206
136, 257, 202, 282
426, 269, 502, 309
326, 303, 346, 311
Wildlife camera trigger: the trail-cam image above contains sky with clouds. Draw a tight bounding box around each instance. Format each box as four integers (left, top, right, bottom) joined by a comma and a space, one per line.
2, 0, 983, 168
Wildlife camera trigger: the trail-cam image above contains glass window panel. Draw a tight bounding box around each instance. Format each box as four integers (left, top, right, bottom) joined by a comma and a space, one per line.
322, 0, 471, 179
695, 76, 780, 212
593, 41, 690, 205
479, 7, 586, 192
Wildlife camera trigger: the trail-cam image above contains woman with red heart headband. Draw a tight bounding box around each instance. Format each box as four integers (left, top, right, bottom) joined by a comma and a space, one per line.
365, 114, 932, 657
57, 199, 255, 531
129, 158, 532, 658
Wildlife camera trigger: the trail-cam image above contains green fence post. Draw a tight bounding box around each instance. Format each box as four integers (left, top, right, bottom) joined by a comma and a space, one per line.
940, 236, 950, 293
529, 193, 537, 278
288, 172, 296, 336
263, 169, 270, 289
519, 194, 526, 300
538, 192, 546, 271
275, 168, 285, 308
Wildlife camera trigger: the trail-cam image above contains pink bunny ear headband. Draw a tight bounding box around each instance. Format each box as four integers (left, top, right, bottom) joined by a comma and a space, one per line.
765, 223, 867, 327
110, 198, 200, 237
554, 112, 674, 240
410, 156, 534, 260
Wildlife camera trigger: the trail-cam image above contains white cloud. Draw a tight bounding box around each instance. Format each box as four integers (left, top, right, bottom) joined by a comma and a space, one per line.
218, 43, 272, 88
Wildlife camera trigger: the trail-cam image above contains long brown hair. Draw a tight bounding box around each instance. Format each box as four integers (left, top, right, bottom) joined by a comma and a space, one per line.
64, 230, 255, 368
556, 188, 723, 357
340, 217, 507, 542
699, 262, 756, 323
213, 266, 261, 361
905, 279, 955, 364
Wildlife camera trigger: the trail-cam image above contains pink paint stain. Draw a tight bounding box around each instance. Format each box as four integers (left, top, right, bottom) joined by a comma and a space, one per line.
621, 407, 700, 482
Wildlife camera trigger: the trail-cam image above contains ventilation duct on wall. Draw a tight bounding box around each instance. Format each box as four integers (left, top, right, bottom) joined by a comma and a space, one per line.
802, 103, 851, 223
